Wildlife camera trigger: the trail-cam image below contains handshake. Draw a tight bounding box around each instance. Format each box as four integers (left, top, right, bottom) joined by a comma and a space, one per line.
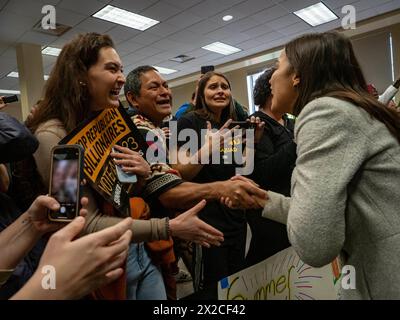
218, 175, 268, 210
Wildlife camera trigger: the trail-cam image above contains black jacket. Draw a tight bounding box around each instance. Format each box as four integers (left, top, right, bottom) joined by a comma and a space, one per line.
0, 113, 38, 163
249, 111, 296, 196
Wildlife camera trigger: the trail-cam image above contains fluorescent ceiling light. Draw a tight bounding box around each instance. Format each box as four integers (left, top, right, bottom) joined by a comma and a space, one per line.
294, 2, 338, 27
7, 72, 19, 78
0, 89, 20, 95
7, 71, 49, 80
154, 66, 178, 75
223, 15, 233, 21
93, 5, 159, 31
42, 46, 62, 56
202, 42, 242, 55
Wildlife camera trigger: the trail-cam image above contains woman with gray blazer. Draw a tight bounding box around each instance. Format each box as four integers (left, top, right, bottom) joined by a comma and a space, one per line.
225, 32, 400, 299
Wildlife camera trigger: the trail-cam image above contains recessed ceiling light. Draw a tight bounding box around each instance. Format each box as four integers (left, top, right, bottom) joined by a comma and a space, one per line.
0, 89, 20, 95
293, 2, 338, 27
42, 46, 62, 56
223, 15, 233, 22
93, 5, 159, 31
202, 42, 242, 55
7, 71, 50, 80
154, 66, 178, 75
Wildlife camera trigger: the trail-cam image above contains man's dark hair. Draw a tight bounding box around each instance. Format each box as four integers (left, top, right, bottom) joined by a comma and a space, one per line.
124, 65, 157, 102
253, 68, 275, 106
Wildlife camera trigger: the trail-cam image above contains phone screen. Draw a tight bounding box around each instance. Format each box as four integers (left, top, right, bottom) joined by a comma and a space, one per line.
50, 151, 79, 220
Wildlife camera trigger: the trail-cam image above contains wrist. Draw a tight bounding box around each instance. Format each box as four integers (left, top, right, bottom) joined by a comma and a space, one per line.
22, 212, 45, 238
167, 217, 176, 237
12, 271, 67, 300
210, 181, 224, 200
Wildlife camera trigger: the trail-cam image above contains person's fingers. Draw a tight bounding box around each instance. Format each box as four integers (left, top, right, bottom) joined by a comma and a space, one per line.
100, 249, 129, 274
80, 197, 89, 207
30, 195, 60, 214
112, 144, 135, 155
52, 216, 86, 241
222, 197, 232, 207
183, 199, 206, 216
115, 159, 144, 168
102, 229, 132, 259
79, 197, 89, 217
244, 183, 267, 199
251, 195, 267, 208
206, 121, 212, 131
85, 218, 133, 247
112, 152, 139, 160
90, 267, 125, 293
198, 232, 223, 246
230, 175, 260, 188
220, 119, 232, 131
236, 190, 257, 208
199, 241, 211, 248
197, 220, 224, 239
104, 268, 124, 283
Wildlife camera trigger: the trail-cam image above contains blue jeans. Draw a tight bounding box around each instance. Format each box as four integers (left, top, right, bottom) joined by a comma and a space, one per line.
126, 243, 167, 300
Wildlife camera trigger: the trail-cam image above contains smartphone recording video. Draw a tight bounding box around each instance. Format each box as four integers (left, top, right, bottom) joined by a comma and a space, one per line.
48, 145, 83, 221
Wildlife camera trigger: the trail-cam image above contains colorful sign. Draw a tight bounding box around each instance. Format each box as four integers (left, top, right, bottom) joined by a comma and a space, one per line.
219, 247, 341, 300
60, 107, 147, 213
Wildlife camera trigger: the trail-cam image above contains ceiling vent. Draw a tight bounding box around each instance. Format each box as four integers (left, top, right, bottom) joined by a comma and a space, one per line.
169, 54, 195, 63
32, 20, 71, 37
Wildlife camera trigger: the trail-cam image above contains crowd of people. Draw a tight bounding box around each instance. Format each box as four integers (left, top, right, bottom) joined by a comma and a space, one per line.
0, 29, 400, 300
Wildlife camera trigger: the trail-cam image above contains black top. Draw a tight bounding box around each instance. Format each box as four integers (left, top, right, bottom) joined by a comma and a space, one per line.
249, 111, 296, 196
177, 111, 246, 241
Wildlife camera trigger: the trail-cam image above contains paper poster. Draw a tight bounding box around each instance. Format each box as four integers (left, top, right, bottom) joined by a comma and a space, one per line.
60, 106, 147, 213
218, 247, 341, 300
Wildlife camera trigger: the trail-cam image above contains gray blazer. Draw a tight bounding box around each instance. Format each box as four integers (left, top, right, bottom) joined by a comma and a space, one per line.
262, 97, 400, 299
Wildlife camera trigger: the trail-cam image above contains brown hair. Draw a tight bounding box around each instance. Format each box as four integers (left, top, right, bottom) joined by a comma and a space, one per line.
26, 33, 114, 133
285, 32, 400, 142
194, 71, 237, 123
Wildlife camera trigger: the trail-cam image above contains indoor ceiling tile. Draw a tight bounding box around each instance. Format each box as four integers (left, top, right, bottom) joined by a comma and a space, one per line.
141, 1, 182, 21
110, 0, 158, 13
76, 17, 115, 33
58, 0, 105, 16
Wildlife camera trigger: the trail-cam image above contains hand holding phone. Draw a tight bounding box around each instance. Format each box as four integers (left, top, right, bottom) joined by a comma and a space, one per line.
228, 121, 255, 130
2, 95, 18, 104
48, 145, 84, 222
112, 147, 138, 184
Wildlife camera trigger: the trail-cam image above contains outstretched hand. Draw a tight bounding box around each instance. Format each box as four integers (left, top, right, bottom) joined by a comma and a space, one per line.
169, 200, 224, 248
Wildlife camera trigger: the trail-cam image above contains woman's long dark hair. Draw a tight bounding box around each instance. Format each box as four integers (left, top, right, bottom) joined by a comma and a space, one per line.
194, 71, 237, 123
26, 33, 114, 133
286, 32, 400, 142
